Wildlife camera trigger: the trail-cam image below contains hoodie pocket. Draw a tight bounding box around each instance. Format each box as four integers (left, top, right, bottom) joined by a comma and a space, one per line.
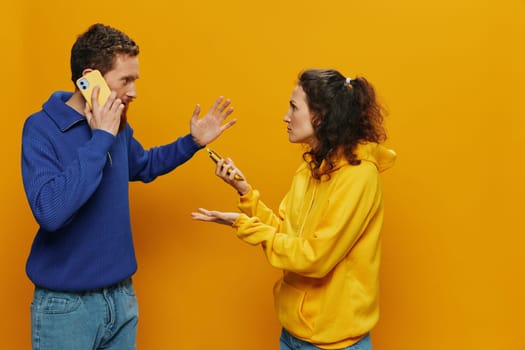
274, 280, 313, 337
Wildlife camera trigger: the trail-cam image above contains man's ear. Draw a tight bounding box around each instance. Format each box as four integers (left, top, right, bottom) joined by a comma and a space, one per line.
81, 68, 94, 76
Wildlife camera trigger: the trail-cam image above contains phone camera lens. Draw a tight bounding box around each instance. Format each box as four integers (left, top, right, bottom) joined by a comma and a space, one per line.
78, 79, 88, 90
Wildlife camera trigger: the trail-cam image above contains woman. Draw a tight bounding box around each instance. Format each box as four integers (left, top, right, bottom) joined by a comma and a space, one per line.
192, 69, 396, 350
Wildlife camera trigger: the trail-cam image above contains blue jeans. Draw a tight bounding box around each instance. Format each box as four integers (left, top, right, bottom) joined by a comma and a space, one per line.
30, 279, 138, 350
280, 328, 372, 350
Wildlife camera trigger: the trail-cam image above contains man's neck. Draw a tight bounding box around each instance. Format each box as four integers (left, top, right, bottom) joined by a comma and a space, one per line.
65, 91, 87, 116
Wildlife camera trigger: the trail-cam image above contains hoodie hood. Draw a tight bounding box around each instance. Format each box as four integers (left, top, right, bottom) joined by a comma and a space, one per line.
355, 142, 396, 172
309, 142, 396, 176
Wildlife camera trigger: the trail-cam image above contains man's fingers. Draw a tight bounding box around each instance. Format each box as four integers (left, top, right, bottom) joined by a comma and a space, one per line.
91, 86, 100, 108
190, 104, 201, 125
104, 91, 118, 110
207, 96, 224, 114
192, 104, 201, 117
84, 102, 92, 122
220, 119, 237, 131
216, 99, 231, 114
110, 97, 123, 112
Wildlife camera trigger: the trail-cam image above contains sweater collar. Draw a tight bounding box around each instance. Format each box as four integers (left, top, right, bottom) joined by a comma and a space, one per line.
42, 91, 86, 132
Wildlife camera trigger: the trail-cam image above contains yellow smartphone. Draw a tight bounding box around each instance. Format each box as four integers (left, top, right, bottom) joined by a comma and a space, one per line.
76, 70, 111, 108
207, 148, 244, 180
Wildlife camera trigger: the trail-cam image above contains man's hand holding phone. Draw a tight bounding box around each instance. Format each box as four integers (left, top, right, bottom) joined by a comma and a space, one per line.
76, 70, 124, 136
83, 88, 124, 136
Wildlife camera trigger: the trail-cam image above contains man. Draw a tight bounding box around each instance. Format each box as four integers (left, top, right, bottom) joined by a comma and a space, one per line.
21, 23, 235, 349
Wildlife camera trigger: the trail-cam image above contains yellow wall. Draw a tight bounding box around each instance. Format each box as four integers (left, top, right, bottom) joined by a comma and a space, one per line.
2, 0, 523, 348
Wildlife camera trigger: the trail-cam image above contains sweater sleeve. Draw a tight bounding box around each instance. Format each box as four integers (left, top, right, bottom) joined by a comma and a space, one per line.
232, 165, 382, 278
21, 127, 115, 232
128, 132, 202, 182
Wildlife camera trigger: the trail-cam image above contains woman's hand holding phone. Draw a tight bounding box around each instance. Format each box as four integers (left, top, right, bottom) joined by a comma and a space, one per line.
192, 150, 247, 227
207, 149, 251, 196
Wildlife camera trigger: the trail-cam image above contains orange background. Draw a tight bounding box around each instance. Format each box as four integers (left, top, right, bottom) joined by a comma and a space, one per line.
2, 0, 524, 349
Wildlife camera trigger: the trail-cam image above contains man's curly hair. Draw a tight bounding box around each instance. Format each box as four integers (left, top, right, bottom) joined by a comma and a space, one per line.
70, 23, 139, 84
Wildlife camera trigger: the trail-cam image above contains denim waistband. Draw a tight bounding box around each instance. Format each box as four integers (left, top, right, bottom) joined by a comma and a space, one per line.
84, 277, 132, 293
36, 277, 132, 294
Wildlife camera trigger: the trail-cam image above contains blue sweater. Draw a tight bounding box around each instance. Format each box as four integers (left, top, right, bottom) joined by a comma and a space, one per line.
22, 91, 202, 291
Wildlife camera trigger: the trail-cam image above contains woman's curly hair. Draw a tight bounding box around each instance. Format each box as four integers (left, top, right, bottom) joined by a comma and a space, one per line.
298, 69, 387, 180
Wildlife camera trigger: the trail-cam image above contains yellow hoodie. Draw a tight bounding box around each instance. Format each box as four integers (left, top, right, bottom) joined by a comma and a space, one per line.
232, 143, 396, 349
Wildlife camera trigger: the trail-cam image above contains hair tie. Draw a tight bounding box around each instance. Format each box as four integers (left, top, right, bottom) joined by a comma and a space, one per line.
345, 77, 353, 87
